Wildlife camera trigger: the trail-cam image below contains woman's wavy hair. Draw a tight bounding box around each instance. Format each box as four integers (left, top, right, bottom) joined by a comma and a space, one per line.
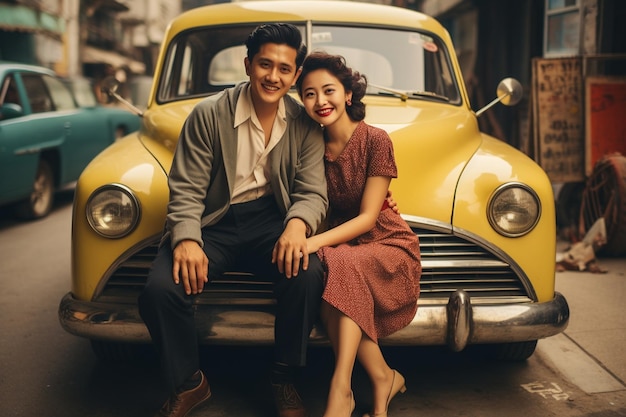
296, 52, 367, 121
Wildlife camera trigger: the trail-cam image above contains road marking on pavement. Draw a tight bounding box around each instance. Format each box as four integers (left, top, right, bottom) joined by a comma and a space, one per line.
521, 381, 570, 400
537, 333, 625, 394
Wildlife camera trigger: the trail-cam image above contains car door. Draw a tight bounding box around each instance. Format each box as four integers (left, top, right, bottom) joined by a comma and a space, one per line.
41, 74, 104, 183
0, 72, 30, 205
0, 71, 64, 205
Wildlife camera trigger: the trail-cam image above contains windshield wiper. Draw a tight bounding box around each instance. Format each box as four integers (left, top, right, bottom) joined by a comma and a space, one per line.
409, 90, 450, 102
369, 83, 449, 103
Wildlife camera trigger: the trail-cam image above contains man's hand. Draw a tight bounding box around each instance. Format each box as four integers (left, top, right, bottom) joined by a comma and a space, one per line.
172, 239, 208, 295
272, 218, 308, 278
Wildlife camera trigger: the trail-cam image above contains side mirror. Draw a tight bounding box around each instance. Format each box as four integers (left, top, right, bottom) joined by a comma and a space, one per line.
496, 78, 523, 106
0, 103, 24, 120
101, 75, 144, 116
475, 77, 523, 117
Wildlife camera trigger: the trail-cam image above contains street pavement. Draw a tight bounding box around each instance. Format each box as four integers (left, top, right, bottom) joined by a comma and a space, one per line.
1, 198, 624, 416
536, 241, 626, 396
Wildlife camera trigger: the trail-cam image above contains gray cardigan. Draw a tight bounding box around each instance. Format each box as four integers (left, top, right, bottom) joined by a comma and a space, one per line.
165, 82, 328, 249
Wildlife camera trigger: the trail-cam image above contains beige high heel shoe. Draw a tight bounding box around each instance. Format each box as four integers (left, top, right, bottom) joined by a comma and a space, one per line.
350, 390, 356, 416
362, 369, 406, 417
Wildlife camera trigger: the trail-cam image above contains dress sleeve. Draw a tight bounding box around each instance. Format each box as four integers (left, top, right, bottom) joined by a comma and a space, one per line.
366, 125, 398, 179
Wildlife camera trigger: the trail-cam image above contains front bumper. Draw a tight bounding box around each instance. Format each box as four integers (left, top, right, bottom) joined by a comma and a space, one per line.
59, 290, 569, 350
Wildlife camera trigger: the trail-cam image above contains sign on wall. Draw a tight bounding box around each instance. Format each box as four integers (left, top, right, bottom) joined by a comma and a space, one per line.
585, 77, 626, 175
532, 57, 585, 182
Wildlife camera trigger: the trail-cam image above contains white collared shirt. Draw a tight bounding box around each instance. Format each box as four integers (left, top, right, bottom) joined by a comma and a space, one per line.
231, 85, 287, 203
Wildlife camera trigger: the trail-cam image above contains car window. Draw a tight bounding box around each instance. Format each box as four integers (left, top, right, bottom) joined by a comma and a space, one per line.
210, 45, 248, 86
311, 26, 459, 102
157, 24, 460, 105
43, 75, 77, 111
66, 78, 98, 107
22, 74, 53, 113
158, 24, 264, 102
0, 75, 22, 107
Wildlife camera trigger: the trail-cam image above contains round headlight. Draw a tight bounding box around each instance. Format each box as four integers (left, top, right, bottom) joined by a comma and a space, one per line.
487, 183, 540, 237
86, 184, 140, 238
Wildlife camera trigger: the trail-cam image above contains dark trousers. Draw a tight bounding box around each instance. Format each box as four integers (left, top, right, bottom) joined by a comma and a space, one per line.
138, 196, 325, 392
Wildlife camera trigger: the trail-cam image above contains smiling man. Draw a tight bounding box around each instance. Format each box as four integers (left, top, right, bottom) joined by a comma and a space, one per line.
138, 23, 328, 417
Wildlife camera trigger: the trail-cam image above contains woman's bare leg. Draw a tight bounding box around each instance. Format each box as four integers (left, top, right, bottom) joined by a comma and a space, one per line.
321, 302, 359, 417
320, 301, 339, 356
357, 337, 404, 415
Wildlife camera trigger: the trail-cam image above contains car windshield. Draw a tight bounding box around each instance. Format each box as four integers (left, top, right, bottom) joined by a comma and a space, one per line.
157, 24, 461, 105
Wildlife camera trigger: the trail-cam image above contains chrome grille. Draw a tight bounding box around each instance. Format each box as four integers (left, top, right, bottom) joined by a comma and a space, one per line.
417, 230, 528, 300
98, 227, 530, 303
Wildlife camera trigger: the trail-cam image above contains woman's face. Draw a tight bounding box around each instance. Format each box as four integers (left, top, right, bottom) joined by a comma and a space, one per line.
300, 69, 352, 127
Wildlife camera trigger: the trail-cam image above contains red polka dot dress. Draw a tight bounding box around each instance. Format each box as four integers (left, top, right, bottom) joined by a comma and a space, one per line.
318, 121, 421, 342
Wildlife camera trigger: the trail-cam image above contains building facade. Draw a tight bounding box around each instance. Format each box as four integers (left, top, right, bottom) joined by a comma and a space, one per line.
0, 0, 180, 105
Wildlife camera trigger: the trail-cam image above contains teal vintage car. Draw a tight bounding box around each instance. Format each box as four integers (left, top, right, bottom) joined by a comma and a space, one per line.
0, 62, 140, 219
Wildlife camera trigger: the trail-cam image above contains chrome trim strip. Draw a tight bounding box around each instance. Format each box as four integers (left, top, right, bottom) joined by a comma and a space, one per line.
306, 20, 312, 49
401, 214, 452, 233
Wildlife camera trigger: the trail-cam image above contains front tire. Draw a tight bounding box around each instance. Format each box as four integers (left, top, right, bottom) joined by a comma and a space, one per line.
15, 159, 54, 219
493, 340, 538, 361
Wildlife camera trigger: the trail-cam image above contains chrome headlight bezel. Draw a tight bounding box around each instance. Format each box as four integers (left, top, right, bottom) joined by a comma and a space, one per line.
86, 183, 141, 238
487, 183, 541, 238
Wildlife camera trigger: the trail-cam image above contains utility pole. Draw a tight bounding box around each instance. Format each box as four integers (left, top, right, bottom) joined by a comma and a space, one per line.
61, 0, 81, 77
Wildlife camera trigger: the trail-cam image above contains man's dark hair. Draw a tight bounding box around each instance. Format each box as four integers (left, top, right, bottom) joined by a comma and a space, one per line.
245, 23, 308, 68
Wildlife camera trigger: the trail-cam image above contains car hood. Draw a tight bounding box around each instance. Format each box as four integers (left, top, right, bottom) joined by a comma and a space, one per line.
365, 98, 482, 225
140, 100, 199, 156
140, 97, 482, 226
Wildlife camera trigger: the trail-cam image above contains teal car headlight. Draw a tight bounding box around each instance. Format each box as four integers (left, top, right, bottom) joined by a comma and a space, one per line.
487, 183, 540, 237
86, 184, 140, 238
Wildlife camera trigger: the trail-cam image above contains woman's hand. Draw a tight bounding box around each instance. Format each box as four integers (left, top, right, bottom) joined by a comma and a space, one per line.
386, 189, 400, 214
305, 235, 322, 255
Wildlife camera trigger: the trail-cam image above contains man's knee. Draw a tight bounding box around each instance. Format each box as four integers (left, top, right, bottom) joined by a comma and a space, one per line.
139, 266, 180, 313
277, 258, 325, 298
299, 262, 325, 293
140, 276, 162, 302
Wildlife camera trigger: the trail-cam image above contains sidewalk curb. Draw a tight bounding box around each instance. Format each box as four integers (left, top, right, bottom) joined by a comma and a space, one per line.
536, 333, 626, 394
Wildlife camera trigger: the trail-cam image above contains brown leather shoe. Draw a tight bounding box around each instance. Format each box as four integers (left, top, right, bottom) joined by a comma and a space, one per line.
156, 371, 211, 417
271, 382, 308, 417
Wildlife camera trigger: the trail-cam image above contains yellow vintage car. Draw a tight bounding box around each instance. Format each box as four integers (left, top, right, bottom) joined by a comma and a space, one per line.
58, 0, 569, 361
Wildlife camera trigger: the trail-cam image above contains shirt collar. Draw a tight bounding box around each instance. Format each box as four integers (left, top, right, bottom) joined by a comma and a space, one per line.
234, 84, 286, 128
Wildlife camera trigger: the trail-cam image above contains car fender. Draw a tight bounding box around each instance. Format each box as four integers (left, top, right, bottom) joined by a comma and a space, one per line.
452, 134, 556, 301
72, 133, 169, 300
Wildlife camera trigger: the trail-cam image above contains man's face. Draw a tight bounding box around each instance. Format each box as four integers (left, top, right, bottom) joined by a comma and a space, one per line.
244, 42, 301, 110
